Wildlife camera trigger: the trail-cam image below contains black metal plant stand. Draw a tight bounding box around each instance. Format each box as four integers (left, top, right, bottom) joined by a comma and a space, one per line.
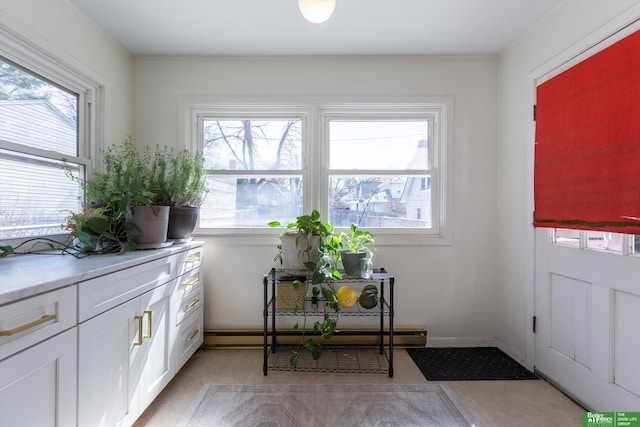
263, 267, 394, 377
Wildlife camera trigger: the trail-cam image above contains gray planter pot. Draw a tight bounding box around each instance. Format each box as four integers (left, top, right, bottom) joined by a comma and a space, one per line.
341, 251, 367, 276
130, 205, 170, 246
167, 206, 200, 241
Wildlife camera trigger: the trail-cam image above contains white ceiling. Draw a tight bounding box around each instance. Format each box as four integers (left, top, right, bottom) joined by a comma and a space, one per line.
68, 0, 563, 56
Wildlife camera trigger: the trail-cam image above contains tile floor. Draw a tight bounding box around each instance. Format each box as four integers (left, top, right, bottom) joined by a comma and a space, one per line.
133, 348, 585, 427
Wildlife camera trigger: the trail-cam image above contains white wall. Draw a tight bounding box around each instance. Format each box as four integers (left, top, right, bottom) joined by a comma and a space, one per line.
0, 0, 134, 147
134, 55, 500, 341
497, 0, 640, 365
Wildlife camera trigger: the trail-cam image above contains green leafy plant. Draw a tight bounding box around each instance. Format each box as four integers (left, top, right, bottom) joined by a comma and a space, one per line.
63, 205, 138, 255
63, 135, 155, 252
269, 209, 339, 266
269, 210, 345, 366
339, 223, 374, 257
151, 146, 208, 207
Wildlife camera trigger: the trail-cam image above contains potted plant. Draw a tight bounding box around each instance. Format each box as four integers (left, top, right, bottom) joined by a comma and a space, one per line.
269, 209, 337, 272
151, 146, 208, 242
100, 136, 169, 248
66, 136, 167, 250
269, 210, 346, 366
339, 223, 375, 276
63, 205, 135, 254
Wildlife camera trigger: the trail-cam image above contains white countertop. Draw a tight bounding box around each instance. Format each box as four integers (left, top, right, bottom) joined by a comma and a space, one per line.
0, 242, 202, 306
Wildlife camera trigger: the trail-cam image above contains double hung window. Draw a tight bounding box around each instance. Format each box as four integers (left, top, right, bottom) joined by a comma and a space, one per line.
188, 100, 450, 242
0, 55, 91, 240
324, 107, 436, 232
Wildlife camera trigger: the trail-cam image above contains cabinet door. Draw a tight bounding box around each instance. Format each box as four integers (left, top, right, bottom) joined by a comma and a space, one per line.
138, 281, 175, 410
0, 328, 77, 427
78, 298, 141, 427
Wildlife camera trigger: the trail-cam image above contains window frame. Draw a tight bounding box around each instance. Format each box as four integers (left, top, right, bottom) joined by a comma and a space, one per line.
183, 97, 453, 245
320, 103, 444, 241
0, 23, 103, 244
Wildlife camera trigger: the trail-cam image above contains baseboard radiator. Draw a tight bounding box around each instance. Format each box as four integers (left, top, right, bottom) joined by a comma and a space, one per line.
204, 329, 427, 349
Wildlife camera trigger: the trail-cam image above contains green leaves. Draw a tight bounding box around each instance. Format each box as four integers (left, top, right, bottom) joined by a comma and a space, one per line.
0, 242, 14, 257
314, 315, 338, 340
305, 339, 323, 360
339, 223, 374, 256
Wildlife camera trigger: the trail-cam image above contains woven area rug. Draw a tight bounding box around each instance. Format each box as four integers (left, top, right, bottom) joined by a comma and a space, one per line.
181, 383, 474, 426
406, 347, 538, 381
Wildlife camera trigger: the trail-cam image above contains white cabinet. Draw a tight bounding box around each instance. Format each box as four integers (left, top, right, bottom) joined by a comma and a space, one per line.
0, 329, 77, 427
78, 282, 174, 427
0, 287, 77, 427
139, 282, 174, 410
77, 243, 204, 427
0, 242, 204, 427
78, 296, 140, 427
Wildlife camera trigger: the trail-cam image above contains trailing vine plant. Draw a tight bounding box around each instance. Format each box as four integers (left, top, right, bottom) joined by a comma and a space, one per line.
269, 210, 344, 366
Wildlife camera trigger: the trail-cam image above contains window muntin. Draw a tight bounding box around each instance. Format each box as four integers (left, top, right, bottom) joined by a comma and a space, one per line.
0, 57, 85, 239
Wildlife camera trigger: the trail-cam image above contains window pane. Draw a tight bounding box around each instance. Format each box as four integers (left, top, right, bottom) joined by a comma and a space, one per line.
633, 235, 640, 256
0, 58, 78, 156
551, 228, 580, 247
0, 151, 82, 239
329, 121, 429, 170
585, 230, 623, 253
328, 175, 432, 228
200, 176, 302, 228
202, 119, 301, 170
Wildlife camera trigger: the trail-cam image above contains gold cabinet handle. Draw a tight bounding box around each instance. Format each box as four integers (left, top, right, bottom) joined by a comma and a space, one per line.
186, 328, 199, 342
185, 298, 200, 312
0, 314, 56, 336
143, 310, 152, 339
184, 256, 200, 265
134, 315, 143, 345
183, 277, 199, 288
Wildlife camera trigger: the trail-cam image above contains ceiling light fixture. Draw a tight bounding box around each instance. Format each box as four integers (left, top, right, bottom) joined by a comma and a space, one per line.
298, 0, 336, 24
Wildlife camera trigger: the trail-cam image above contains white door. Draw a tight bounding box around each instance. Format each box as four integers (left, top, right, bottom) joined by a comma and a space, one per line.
0, 328, 77, 427
78, 298, 141, 427
534, 228, 640, 410
138, 281, 175, 410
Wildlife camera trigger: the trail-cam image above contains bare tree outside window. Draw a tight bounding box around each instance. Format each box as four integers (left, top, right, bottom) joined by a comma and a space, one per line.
200, 119, 303, 228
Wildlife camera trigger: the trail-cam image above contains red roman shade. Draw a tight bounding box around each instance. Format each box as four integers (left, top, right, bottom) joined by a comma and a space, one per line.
534, 28, 640, 233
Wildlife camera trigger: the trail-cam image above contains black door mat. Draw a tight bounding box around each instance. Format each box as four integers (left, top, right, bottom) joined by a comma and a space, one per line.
406, 347, 538, 381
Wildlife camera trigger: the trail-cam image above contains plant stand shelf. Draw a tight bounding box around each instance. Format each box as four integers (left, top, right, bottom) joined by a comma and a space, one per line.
267, 345, 390, 374
263, 268, 395, 377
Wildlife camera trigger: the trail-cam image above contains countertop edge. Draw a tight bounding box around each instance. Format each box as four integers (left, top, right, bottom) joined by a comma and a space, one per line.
0, 242, 203, 306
